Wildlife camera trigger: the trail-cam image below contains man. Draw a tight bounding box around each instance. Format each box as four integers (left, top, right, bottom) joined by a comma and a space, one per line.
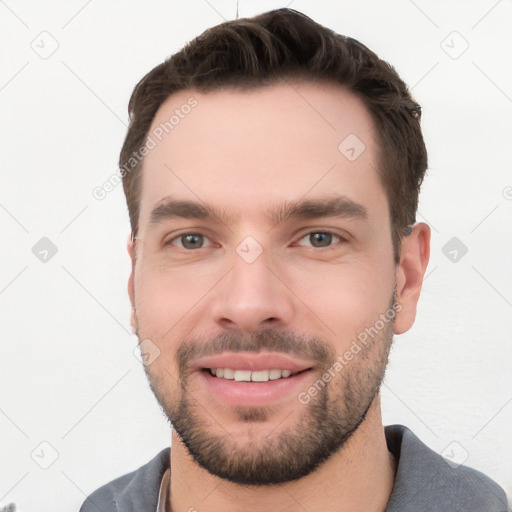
81, 8, 507, 512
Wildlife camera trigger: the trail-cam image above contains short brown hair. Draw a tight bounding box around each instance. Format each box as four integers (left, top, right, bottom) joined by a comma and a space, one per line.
120, 8, 427, 260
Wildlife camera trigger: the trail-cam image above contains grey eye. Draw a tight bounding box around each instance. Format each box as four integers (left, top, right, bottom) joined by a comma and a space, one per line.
297, 231, 342, 248
179, 234, 205, 249
309, 232, 333, 247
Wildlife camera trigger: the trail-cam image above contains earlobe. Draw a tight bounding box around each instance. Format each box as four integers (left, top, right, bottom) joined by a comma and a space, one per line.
394, 223, 431, 335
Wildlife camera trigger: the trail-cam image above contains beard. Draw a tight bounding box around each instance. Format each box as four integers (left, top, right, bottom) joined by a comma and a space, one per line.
139, 294, 396, 486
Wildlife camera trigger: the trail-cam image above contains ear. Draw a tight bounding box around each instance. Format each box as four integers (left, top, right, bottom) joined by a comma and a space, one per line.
127, 234, 138, 335
394, 223, 431, 335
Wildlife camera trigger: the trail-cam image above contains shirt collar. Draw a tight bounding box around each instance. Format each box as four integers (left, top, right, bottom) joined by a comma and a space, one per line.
156, 467, 170, 512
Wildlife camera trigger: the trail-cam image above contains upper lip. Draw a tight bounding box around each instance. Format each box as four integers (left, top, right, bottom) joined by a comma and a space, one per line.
193, 352, 314, 372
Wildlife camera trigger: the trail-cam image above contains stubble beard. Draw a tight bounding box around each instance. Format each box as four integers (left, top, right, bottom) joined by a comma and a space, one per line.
139, 297, 396, 486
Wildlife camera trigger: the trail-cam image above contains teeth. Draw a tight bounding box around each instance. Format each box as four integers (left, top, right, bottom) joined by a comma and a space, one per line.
251, 370, 269, 382
234, 370, 251, 382
210, 368, 296, 382
269, 369, 282, 380
222, 368, 234, 379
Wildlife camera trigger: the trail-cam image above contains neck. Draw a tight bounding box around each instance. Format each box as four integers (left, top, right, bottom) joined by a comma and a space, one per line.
169, 395, 396, 512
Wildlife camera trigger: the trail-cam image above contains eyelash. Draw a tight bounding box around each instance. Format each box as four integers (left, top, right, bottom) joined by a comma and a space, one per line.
165, 230, 347, 250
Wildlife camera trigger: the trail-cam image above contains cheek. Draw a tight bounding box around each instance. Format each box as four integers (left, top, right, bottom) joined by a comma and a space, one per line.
284, 258, 395, 343
133, 261, 223, 338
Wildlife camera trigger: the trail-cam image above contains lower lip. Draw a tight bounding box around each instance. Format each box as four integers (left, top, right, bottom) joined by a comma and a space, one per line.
198, 369, 313, 408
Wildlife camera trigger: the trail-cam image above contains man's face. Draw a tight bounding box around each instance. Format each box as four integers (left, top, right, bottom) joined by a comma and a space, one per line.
128, 81, 415, 484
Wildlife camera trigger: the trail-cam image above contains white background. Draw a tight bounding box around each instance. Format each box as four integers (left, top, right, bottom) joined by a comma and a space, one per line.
1, 1, 511, 510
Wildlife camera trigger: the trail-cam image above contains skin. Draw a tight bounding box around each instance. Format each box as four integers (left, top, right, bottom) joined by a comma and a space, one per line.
127, 80, 430, 512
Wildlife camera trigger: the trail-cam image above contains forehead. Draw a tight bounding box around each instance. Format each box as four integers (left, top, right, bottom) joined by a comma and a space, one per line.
139, 80, 385, 227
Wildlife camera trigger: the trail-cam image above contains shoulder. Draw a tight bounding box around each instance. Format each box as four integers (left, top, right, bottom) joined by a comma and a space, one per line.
385, 425, 508, 512
79, 448, 170, 512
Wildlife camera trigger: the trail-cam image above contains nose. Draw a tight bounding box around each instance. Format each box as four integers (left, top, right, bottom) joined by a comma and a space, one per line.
211, 247, 295, 334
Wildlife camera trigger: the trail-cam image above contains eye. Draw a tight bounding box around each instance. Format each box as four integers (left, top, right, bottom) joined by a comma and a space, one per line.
167, 233, 212, 250
296, 231, 344, 248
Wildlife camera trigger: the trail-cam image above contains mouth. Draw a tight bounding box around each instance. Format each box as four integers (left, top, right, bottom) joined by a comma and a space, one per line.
204, 367, 309, 381
193, 352, 315, 408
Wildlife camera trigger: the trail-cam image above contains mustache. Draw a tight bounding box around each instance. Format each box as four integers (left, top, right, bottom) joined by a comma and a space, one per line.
176, 328, 336, 374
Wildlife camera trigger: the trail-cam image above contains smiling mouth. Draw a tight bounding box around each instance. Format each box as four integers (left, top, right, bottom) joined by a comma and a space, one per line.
204, 368, 311, 382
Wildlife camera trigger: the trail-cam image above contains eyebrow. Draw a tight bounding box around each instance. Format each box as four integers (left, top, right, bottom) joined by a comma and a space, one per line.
150, 197, 237, 226
149, 195, 368, 228
267, 196, 368, 224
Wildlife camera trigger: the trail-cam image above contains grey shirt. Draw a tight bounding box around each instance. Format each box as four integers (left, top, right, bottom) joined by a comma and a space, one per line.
80, 424, 508, 511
